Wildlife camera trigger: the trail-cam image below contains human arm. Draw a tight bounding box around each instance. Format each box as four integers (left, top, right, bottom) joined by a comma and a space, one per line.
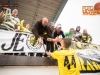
61, 31, 65, 38
65, 32, 69, 37
46, 51, 59, 59
20, 20, 25, 30
15, 18, 20, 32
32, 22, 40, 39
32, 23, 43, 45
45, 51, 51, 56
88, 34, 92, 43
0, 11, 5, 19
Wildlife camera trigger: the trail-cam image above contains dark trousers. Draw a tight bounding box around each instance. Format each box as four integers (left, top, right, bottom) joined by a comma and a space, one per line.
28, 53, 34, 56
14, 53, 19, 55
55, 42, 61, 50
5, 53, 19, 55
44, 41, 54, 57
36, 39, 46, 57
36, 53, 43, 57
5, 53, 13, 55
20, 53, 26, 56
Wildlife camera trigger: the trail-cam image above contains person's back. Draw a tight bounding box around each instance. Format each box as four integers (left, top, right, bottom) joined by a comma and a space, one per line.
51, 49, 80, 75
46, 38, 80, 75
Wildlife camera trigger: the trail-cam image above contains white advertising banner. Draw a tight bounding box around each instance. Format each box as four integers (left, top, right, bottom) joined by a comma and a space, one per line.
0, 30, 46, 53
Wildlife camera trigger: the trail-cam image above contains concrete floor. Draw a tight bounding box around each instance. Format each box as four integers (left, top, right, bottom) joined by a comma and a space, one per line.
0, 66, 100, 75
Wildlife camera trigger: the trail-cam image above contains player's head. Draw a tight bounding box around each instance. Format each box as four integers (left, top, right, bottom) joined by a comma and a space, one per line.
12, 9, 18, 16
42, 17, 48, 27
61, 38, 71, 49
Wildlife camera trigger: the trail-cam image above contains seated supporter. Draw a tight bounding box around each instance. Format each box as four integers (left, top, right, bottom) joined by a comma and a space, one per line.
0, 8, 20, 31
65, 28, 77, 41
20, 20, 30, 56
65, 28, 75, 39
0, 8, 20, 55
74, 26, 81, 41
79, 29, 92, 44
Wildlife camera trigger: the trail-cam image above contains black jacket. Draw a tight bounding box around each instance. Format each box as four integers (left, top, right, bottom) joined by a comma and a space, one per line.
32, 20, 52, 39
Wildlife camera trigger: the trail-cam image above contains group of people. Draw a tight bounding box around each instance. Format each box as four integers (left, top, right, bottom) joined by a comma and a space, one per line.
30, 17, 92, 57
1, 7, 95, 75
65, 26, 92, 44
0, 7, 30, 32
0, 8, 92, 57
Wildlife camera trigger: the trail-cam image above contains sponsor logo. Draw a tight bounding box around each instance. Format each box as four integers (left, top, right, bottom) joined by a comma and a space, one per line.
26, 34, 41, 51
82, 2, 100, 15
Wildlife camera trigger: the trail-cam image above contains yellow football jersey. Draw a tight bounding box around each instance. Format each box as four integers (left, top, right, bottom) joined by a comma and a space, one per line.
51, 49, 80, 75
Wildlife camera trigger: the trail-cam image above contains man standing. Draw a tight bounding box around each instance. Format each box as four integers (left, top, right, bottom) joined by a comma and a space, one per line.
44, 22, 55, 57
32, 17, 52, 57
46, 38, 80, 75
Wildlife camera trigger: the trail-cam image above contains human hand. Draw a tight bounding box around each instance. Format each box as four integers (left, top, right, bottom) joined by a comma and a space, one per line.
15, 29, 20, 32
38, 38, 43, 45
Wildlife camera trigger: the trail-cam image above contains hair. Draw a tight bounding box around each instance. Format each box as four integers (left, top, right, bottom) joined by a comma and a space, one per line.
56, 24, 62, 28
76, 26, 80, 28
42, 17, 48, 21
48, 22, 54, 26
76, 26, 80, 32
62, 38, 71, 48
12, 9, 18, 12
70, 28, 74, 31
